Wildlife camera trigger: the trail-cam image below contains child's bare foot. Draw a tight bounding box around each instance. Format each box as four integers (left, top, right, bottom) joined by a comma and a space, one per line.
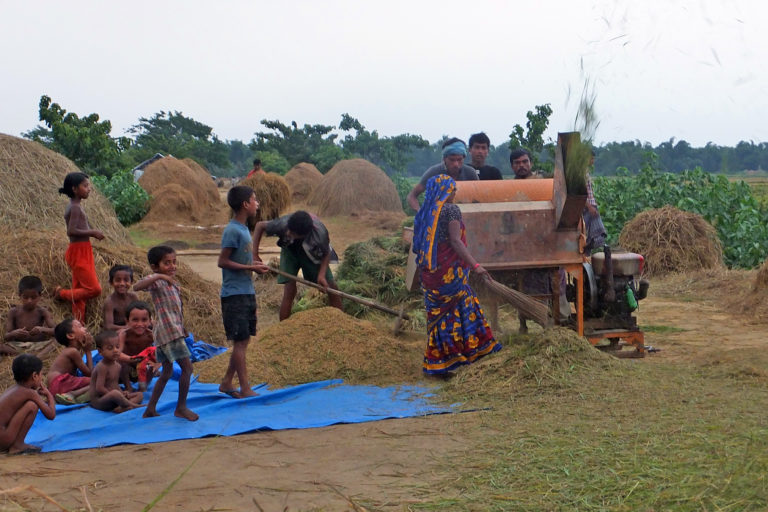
174, 407, 199, 421
219, 386, 241, 399
9, 443, 42, 455
143, 408, 159, 418
238, 388, 259, 398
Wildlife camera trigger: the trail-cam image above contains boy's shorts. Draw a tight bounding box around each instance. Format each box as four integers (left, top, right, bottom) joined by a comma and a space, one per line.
156, 337, 191, 364
278, 246, 334, 284
221, 294, 257, 341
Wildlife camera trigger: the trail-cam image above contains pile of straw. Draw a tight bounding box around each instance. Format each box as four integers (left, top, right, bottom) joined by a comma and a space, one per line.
284, 163, 323, 202
240, 172, 292, 223
753, 258, 768, 291
195, 307, 424, 388
307, 159, 403, 216
618, 206, 723, 276
138, 156, 222, 223
0, 133, 130, 244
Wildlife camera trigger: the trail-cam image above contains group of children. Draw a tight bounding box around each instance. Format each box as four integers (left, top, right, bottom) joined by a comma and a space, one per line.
0, 173, 283, 454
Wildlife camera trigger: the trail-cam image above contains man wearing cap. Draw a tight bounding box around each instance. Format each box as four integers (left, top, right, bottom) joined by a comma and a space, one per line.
406, 138, 478, 211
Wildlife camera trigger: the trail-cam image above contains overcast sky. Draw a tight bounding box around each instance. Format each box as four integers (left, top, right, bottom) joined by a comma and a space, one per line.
1, 0, 765, 147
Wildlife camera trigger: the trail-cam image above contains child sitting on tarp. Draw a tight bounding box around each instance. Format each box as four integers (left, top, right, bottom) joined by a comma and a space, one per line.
102, 265, 139, 331
117, 301, 157, 392
89, 331, 143, 413
0, 354, 56, 454
3, 276, 57, 357
47, 318, 93, 405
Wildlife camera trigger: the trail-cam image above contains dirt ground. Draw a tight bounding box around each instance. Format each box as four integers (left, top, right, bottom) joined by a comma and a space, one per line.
3, 193, 768, 510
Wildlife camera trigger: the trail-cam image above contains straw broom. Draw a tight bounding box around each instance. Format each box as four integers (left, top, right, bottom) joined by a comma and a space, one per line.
482, 276, 553, 329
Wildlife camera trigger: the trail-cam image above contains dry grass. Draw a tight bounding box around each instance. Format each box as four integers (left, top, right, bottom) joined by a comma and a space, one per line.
240, 172, 292, 222
143, 183, 198, 223
619, 205, 723, 276
284, 162, 323, 202
307, 159, 403, 216
195, 307, 424, 388
0, 133, 131, 245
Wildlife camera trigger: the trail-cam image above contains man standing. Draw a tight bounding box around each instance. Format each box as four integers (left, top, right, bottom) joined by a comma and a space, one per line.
406, 138, 478, 211
467, 132, 502, 180
246, 158, 265, 178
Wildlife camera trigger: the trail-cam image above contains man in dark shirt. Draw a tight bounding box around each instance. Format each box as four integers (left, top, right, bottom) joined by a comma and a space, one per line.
467, 132, 502, 180
253, 211, 342, 320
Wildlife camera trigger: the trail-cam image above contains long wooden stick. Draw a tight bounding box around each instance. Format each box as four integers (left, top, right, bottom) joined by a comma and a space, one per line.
267, 267, 409, 320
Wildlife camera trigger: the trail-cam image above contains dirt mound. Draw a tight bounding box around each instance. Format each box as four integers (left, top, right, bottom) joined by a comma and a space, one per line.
307, 159, 403, 216
142, 183, 198, 223
195, 307, 423, 388
0, 133, 130, 244
0, 229, 224, 391
138, 156, 222, 223
240, 172, 292, 223
284, 163, 323, 202
618, 206, 723, 276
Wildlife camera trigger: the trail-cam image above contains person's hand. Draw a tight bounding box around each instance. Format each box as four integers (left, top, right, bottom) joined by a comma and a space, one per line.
586, 204, 598, 216
252, 263, 270, 275
473, 264, 490, 279
317, 276, 329, 290
93, 230, 105, 241
83, 334, 94, 350
29, 326, 42, 335
160, 274, 176, 283
8, 328, 30, 340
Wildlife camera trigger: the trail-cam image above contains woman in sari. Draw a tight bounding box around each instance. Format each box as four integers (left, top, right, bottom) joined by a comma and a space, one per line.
413, 172, 501, 375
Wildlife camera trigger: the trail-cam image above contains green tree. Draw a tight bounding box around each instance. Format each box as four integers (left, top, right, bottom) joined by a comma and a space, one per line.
338, 114, 429, 174
254, 150, 291, 174
23, 95, 131, 177
126, 111, 230, 171
250, 119, 344, 172
508, 103, 555, 174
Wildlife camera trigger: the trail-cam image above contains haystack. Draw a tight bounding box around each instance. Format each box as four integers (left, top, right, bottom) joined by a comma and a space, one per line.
307, 159, 403, 216
138, 156, 222, 223
195, 307, 423, 388
284, 162, 323, 202
754, 258, 768, 291
0, 133, 130, 244
618, 206, 723, 276
142, 183, 198, 223
240, 172, 291, 222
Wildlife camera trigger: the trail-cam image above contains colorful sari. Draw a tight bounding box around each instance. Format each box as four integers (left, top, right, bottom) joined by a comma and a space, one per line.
413, 175, 501, 374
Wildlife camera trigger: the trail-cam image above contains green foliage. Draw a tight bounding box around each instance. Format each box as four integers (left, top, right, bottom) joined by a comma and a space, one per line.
509, 103, 555, 174
24, 95, 131, 177
392, 171, 416, 214
593, 153, 768, 268
336, 236, 420, 317
250, 119, 343, 172
339, 114, 429, 173
126, 111, 230, 171
91, 170, 149, 225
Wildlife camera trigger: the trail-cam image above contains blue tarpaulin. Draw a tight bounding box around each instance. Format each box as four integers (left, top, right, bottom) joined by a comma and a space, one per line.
27, 378, 450, 453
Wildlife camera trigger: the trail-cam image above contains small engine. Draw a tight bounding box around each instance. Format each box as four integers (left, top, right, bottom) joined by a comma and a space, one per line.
567, 246, 649, 330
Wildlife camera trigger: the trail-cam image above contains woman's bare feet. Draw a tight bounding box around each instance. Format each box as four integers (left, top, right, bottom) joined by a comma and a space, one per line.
174, 407, 199, 421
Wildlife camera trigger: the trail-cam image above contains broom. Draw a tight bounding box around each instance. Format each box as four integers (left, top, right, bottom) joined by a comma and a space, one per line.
483, 277, 553, 329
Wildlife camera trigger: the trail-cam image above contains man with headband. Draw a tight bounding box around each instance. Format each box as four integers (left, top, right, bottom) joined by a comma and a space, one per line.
406, 137, 478, 211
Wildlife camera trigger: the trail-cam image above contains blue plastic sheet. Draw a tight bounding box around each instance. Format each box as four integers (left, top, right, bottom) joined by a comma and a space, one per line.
27, 378, 450, 453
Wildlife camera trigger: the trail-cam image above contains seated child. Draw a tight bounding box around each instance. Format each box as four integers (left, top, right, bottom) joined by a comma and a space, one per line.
0, 354, 56, 454
47, 318, 94, 405
89, 330, 143, 413
102, 265, 139, 331
117, 301, 157, 392
3, 276, 57, 356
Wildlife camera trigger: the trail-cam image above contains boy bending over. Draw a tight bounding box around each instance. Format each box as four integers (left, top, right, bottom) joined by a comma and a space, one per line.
47, 318, 93, 405
89, 330, 143, 413
0, 354, 56, 454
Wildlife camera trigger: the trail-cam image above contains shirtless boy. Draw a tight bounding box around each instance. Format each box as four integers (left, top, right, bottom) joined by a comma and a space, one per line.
47, 318, 93, 405
117, 301, 157, 392
3, 276, 56, 356
89, 331, 143, 413
0, 354, 56, 454
103, 265, 139, 331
